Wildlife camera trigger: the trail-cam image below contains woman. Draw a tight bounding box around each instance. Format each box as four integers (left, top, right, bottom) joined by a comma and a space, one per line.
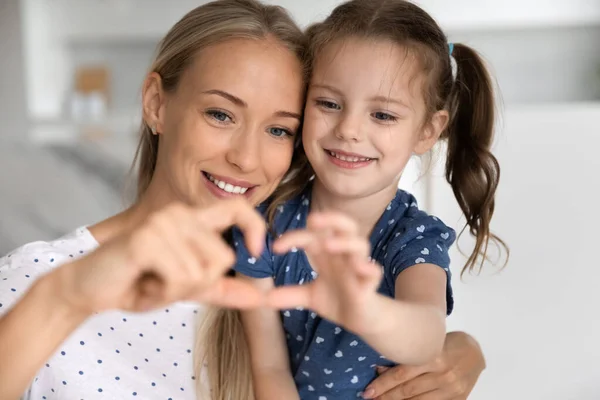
0, 1, 485, 399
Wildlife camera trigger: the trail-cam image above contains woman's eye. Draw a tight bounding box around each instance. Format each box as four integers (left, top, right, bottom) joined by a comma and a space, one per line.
269, 127, 293, 138
373, 111, 397, 122
206, 110, 232, 123
316, 100, 341, 110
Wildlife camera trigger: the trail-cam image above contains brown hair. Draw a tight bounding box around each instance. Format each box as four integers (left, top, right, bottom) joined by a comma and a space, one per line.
127, 1, 307, 399
269, 0, 508, 275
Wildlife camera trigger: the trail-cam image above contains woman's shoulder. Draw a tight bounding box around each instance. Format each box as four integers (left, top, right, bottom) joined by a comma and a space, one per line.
1, 226, 98, 271
0, 227, 98, 315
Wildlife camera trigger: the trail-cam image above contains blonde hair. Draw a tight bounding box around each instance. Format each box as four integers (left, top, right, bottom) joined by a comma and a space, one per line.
132, 0, 307, 200
129, 1, 307, 399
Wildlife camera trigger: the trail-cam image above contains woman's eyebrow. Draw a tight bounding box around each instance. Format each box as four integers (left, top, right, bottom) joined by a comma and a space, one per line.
202, 89, 247, 107
202, 89, 301, 121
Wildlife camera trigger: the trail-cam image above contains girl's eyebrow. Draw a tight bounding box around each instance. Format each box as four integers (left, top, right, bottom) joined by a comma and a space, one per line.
310, 83, 343, 96
369, 95, 412, 110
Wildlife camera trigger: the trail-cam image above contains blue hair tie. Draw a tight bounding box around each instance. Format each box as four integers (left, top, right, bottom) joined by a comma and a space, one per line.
448, 43, 454, 55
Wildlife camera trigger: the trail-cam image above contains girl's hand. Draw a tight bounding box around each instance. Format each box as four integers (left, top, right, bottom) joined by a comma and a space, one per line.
57, 199, 267, 315
267, 211, 382, 335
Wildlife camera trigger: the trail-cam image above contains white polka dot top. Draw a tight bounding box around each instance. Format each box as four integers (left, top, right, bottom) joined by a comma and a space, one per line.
0, 227, 203, 400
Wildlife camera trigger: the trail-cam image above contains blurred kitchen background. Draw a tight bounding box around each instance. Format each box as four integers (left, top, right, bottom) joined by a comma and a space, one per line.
1, 0, 599, 398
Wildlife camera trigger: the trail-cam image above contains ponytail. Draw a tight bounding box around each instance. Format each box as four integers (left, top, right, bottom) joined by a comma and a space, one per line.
444, 43, 508, 275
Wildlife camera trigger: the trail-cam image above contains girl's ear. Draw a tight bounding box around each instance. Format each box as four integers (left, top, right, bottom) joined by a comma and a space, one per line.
414, 110, 448, 155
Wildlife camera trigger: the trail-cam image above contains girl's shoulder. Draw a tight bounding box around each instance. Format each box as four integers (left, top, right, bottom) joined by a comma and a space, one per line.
373, 189, 456, 266
386, 189, 450, 229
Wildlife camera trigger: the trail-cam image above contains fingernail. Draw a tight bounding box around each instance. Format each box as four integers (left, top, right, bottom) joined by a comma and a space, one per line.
362, 387, 375, 399
376, 366, 389, 374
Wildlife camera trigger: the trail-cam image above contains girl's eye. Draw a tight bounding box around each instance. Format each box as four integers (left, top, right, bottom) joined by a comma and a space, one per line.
373, 111, 397, 122
269, 127, 294, 138
206, 110, 232, 123
316, 100, 341, 110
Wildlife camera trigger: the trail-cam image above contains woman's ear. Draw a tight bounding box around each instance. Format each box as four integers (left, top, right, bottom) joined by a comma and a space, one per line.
414, 110, 449, 155
142, 72, 167, 134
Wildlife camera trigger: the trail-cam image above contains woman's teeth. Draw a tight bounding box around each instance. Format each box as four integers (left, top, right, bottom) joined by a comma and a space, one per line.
327, 150, 372, 162
206, 174, 249, 194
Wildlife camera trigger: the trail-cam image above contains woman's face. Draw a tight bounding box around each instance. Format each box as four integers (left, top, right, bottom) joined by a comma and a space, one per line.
144, 37, 304, 208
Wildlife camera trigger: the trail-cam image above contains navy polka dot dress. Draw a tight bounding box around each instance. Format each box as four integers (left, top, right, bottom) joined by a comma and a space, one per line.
233, 187, 456, 399
0, 228, 201, 399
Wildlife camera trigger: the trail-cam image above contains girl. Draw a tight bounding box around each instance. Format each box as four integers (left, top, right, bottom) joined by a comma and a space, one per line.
226, 0, 507, 399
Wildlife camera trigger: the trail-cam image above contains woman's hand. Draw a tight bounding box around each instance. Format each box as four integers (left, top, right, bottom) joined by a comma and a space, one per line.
56, 198, 268, 315
363, 331, 485, 399
266, 211, 382, 335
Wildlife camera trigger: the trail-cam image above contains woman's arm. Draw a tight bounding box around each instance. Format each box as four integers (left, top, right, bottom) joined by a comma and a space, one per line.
0, 199, 268, 400
358, 263, 448, 365
0, 267, 89, 400
238, 274, 299, 400
363, 331, 485, 399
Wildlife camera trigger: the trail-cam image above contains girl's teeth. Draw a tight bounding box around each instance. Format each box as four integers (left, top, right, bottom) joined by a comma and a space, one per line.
329, 151, 370, 162
207, 174, 249, 194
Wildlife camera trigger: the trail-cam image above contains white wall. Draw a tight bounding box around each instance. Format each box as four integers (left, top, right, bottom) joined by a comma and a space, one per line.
21, 0, 600, 122
0, 0, 28, 137
414, 0, 600, 30
20, 0, 346, 121
433, 103, 600, 400
15, 1, 600, 398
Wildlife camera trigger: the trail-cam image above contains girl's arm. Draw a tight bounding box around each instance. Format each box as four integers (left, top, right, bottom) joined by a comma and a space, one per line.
358, 263, 448, 365
266, 212, 449, 367
238, 274, 299, 400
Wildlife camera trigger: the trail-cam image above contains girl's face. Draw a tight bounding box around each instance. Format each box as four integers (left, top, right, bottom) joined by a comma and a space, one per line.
144, 37, 305, 208
302, 38, 447, 200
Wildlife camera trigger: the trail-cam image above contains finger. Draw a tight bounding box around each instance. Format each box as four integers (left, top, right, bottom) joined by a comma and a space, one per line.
307, 211, 360, 236
376, 366, 391, 374
138, 273, 163, 298
129, 228, 185, 304
376, 374, 442, 400
363, 365, 430, 399
190, 277, 266, 309
354, 259, 383, 283
273, 230, 319, 254
151, 211, 205, 283
397, 389, 444, 400
132, 273, 163, 311
323, 236, 370, 259
196, 199, 266, 257
189, 228, 236, 282
265, 285, 313, 310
